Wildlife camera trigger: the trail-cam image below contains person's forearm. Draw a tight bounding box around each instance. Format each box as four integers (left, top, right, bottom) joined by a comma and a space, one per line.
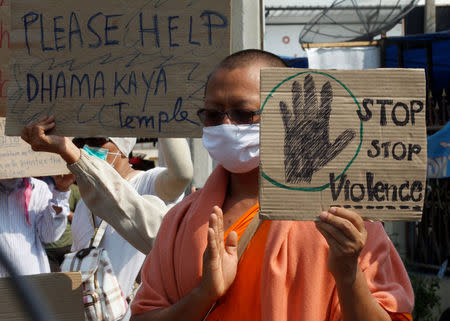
336, 266, 391, 321
68, 150, 167, 254
131, 286, 215, 321
58, 137, 81, 164
155, 138, 193, 202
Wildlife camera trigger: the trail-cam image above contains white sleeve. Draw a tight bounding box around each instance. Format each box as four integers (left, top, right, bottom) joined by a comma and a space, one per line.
32, 179, 70, 244
134, 167, 185, 208
67, 150, 168, 254
71, 200, 95, 251
132, 167, 166, 196
154, 138, 193, 202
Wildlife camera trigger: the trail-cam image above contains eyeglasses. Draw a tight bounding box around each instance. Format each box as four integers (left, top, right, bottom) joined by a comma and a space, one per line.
72, 137, 110, 148
197, 108, 261, 126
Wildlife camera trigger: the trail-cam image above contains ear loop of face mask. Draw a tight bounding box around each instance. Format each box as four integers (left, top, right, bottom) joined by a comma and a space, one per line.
83, 145, 121, 167
107, 152, 122, 167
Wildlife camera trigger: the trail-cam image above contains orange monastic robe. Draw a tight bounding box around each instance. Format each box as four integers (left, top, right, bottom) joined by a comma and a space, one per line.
132, 165, 414, 321
206, 203, 267, 321
207, 204, 413, 321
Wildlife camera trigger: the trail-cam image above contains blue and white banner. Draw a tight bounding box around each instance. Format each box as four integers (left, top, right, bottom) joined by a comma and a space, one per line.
427, 122, 450, 178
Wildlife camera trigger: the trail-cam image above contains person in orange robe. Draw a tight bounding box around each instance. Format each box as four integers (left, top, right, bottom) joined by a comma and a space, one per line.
129, 49, 414, 321
21, 49, 414, 320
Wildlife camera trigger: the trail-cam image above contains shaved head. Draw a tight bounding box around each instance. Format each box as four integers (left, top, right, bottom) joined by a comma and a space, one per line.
205, 49, 287, 95
217, 49, 288, 70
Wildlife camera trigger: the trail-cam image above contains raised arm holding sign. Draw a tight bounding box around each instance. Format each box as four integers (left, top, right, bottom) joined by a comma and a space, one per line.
21, 116, 192, 255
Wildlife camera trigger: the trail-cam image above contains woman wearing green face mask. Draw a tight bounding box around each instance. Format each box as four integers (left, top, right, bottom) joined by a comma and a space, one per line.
68, 135, 193, 321
74, 137, 122, 167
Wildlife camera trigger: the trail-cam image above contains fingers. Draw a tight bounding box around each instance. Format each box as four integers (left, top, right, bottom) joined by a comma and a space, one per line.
207, 215, 220, 261
291, 80, 302, 120
26, 115, 54, 128
319, 81, 332, 119
29, 115, 48, 125
202, 209, 238, 300
212, 206, 224, 247
208, 206, 236, 257
316, 216, 357, 247
207, 227, 218, 258
225, 231, 237, 256
320, 207, 365, 234
34, 115, 56, 132
329, 207, 365, 232
21, 127, 30, 144
327, 129, 356, 162
315, 222, 346, 253
279, 101, 292, 128
209, 206, 226, 260
22, 115, 56, 144
303, 74, 317, 115
317, 207, 367, 255
39, 120, 56, 132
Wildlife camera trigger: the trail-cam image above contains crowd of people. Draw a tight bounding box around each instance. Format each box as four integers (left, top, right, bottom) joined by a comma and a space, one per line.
1, 49, 415, 321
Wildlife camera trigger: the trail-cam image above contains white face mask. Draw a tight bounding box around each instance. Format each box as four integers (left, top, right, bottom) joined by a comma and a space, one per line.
202, 124, 260, 173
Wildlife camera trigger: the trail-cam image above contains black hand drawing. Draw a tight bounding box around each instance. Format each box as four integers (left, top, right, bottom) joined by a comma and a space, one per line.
279, 74, 356, 184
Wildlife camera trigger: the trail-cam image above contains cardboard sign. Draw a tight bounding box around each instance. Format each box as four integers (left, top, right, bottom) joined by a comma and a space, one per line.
260, 68, 427, 221
0, 0, 9, 117
0, 272, 84, 321
6, 0, 230, 137
0, 117, 68, 178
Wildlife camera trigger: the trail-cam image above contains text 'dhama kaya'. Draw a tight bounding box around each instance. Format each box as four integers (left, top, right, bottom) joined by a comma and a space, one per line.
6, 0, 231, 137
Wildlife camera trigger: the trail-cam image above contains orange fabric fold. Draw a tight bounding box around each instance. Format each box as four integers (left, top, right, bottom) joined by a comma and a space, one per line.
206, 207, 270, 321
224, 203, 259, 240
131, 165, 414, 320
389, 312, 413, 321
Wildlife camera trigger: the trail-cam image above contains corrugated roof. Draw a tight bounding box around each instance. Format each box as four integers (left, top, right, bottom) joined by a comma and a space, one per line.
265, 0, 418, 42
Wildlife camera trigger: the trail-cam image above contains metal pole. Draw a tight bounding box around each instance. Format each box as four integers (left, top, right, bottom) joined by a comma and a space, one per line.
424, 0, 436, 33
189, 0, 263, 190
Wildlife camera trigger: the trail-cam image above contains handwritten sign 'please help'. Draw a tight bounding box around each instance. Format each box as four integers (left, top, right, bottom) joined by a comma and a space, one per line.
260, 68, 427, 221
6, 0, 230, 137
0, 117, 68, 178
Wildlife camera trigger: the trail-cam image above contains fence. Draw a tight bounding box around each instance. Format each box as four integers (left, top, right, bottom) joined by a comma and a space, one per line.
409, 90, 449, 274
381, 33, 450, 274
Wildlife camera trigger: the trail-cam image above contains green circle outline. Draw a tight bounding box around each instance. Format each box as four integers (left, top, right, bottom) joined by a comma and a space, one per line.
260, 70, 363, 192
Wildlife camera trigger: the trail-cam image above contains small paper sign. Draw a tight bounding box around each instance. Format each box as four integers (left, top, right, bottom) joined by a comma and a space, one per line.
0, 117, 68, 178
260, 68, 427, 221
6, 0, 230, 137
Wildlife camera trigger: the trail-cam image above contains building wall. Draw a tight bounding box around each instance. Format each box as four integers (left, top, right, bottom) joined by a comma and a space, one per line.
264, 22, 403, 58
